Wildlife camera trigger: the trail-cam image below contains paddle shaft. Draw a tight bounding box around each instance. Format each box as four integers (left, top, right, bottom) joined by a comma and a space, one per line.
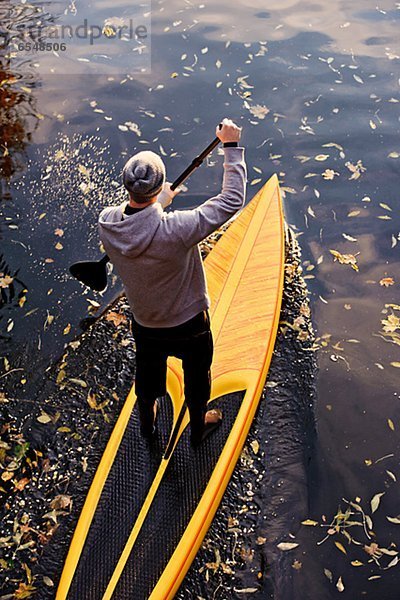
170, 136, 220, 191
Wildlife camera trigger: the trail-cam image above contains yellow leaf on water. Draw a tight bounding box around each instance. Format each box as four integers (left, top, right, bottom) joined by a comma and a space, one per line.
69, 378, 87, 388
390, 362, 400, 369
329, 250, 359, 271
335, 541, 347, 554
371, 492, 385, 513
301, 519, 318, 526
277, 542, 299, 551
37, 413, 52, 424
106, 311, 127, 327
351, 560, 364, 566
87, 391, 98, 409
388, 418, 395, 430
387, 516, 400, 524
250, 440, 259, 454
380, 277, 395, 287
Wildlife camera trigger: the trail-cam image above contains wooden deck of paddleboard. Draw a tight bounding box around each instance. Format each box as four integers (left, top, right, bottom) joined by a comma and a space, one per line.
57, 174, 285, 600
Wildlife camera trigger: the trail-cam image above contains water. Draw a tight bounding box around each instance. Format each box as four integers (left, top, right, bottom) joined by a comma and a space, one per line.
1, 0, 400, 598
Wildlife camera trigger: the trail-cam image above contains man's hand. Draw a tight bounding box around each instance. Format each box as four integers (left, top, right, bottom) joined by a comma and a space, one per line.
158, 181, 181, 208
216, 118, 242, 144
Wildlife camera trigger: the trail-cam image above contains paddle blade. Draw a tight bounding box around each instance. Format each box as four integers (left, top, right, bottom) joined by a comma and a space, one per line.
69, 260, 108, 292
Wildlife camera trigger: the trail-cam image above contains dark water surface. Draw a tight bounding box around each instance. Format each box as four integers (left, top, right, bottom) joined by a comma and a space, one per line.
1, 0, 400, 598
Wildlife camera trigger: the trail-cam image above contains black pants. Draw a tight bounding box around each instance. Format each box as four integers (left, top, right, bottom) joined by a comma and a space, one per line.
131, 310, 214, 443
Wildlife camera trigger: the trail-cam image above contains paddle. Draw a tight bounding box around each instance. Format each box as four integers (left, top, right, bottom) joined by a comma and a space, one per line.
69, 128, 222, 291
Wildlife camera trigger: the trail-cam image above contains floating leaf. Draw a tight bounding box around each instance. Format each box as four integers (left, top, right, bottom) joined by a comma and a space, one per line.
277, 542, 299, 551
364, 542, 379, 556
387, 556, 399, 568
387, 516, 400, 524
335, 541, 347, 555
250, 440, 259, 454
106, 311, 127, 327
342, 233, 357, 242
388, 418, 395, 430
301, 519, 318, 526
37, 413, 52, 424
248, 104, 270, 119
371, 492, 385, 514
380, 277, 395, 287
322, 169, 339, 180
307, 206, 316, 218
329, 250, 359, 271
386, 470, 396, 482
14, 478, 30, 491
336, 576, 345, 592
315, 154, 329, 161
351, 560, 364, 567
69, 378, 87, 388
50, 494, 72, 510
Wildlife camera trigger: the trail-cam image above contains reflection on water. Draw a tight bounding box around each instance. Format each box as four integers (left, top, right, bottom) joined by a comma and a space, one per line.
0, 0, 400, 598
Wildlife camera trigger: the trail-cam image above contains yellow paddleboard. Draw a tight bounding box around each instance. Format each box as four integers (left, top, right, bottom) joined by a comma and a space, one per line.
57, 173, 285, 600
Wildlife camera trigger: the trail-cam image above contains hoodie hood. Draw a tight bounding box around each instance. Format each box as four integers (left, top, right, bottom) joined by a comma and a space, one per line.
98, 202, 163, 258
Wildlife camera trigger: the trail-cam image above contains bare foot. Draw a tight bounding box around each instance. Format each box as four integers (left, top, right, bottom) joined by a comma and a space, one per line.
205, 409, 222, 424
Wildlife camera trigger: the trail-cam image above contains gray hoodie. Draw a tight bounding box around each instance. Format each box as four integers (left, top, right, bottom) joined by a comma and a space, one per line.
98, 146, 247, 328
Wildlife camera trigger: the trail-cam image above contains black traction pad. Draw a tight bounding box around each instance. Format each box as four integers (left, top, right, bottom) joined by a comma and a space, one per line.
68, 391, 244, 599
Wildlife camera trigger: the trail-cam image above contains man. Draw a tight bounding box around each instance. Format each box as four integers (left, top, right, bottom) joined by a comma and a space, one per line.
98, 118, 246, 446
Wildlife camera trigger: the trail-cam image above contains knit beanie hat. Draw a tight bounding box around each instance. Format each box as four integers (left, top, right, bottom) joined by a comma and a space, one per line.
122, 150, 166, 202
